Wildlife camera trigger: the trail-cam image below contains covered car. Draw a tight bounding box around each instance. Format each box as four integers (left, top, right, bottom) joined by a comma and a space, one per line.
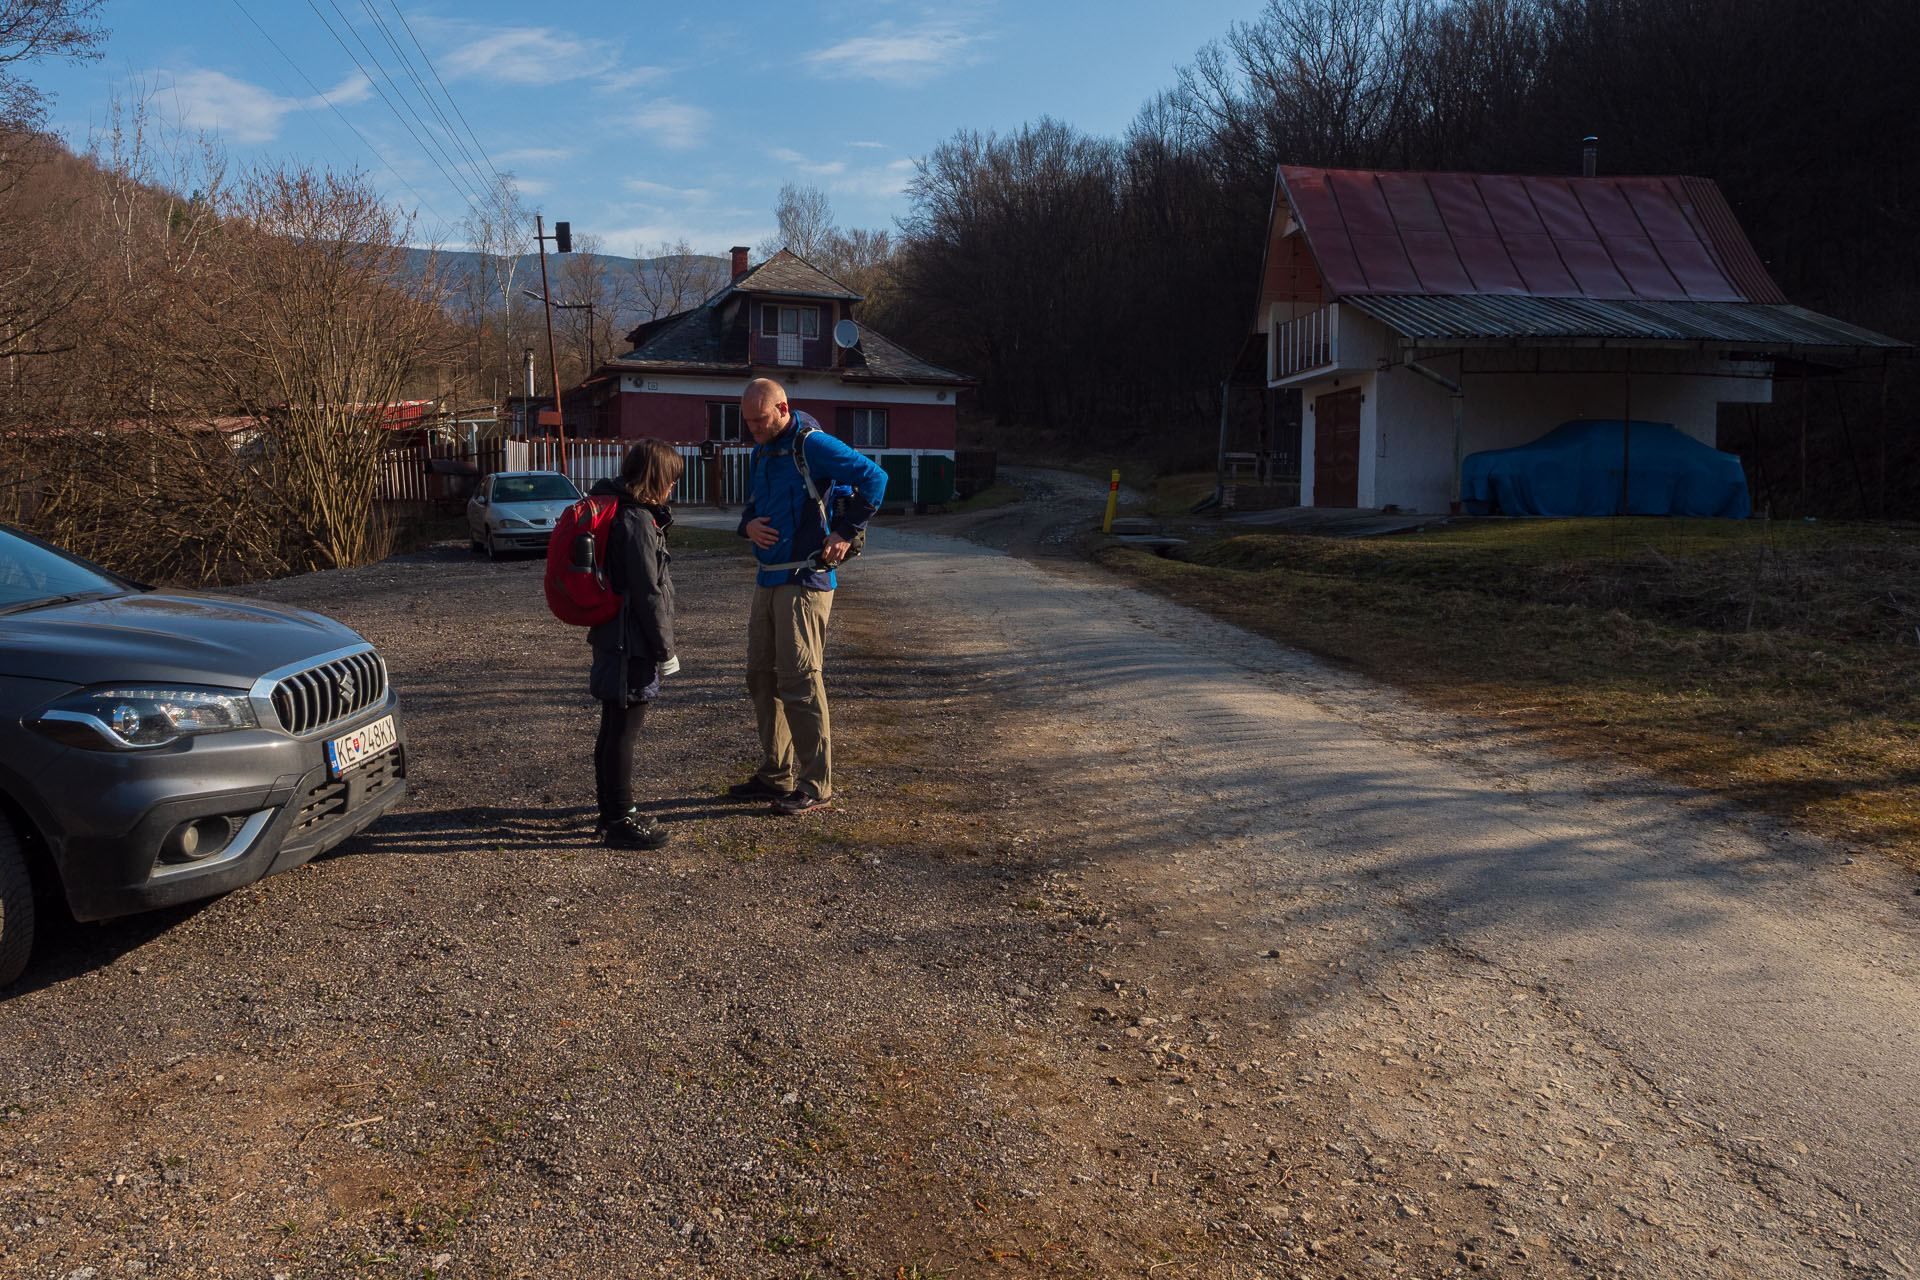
466, 471, 583, 558
1460, 419, 1751, 518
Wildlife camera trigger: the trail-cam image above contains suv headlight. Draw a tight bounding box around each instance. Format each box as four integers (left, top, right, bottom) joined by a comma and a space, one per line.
31, 685, 260, 750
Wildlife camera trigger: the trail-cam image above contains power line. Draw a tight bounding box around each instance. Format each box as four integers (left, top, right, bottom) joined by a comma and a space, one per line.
356, 0, 496, 199
315, 0, 486, 211
303, 0, 486, 215
382, 0, 505, 193
226, 0, 454, 229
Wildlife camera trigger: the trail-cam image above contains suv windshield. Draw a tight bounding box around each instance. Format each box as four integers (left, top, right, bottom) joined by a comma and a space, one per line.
0, 527, 130, 612
491, 474, 580, 503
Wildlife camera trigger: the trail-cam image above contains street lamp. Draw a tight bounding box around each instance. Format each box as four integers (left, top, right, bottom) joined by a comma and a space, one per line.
533, 215, 571, 474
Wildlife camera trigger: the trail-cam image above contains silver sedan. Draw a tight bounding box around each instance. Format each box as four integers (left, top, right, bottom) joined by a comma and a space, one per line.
466, 471, 583, 559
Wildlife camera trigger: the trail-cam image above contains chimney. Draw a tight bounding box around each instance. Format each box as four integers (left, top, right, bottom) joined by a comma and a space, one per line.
730, 246, 750, 281
1581, 136, 1598, 178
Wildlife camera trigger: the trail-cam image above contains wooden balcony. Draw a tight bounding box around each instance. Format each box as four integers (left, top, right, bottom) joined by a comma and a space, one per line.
1271, 304, 1337, 382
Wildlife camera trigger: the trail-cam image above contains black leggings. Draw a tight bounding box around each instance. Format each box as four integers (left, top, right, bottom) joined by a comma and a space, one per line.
594, 698, 650, 821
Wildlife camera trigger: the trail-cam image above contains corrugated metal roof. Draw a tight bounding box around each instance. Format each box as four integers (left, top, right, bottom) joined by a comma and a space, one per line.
1343, 294, 1911, 352
1278, 167, 1789, 304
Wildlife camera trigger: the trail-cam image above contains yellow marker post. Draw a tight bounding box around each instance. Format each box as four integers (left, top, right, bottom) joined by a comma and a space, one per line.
1102, 469, 1121, 534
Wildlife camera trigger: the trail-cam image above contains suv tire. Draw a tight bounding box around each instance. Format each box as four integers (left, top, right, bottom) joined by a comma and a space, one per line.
0, 818, 35, 987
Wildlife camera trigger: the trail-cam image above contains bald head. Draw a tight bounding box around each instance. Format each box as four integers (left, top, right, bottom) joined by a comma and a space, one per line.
741, 378, 791, 444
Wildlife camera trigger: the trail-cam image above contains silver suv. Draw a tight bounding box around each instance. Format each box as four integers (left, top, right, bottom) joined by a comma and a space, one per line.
0, 524, 408, 984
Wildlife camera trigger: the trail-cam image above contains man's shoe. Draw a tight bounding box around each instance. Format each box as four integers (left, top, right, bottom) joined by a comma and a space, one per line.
726, 775, 787, 802
769, 790, 831, 816
603, 814, 668, 849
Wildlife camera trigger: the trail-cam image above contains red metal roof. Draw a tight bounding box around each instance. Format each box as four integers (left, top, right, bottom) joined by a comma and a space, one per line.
1278, 166, 1788, 305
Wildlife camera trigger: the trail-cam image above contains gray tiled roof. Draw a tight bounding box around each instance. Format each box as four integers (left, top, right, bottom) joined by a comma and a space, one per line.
840, 324, 972, 385
604, 265, 973, 386
734, 250, 862, 300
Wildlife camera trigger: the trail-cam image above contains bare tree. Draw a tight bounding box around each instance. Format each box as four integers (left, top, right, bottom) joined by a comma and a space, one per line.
195, 164, 457, 571
461, 170, 534, 397
0, 0, 105, 129
755, 182, 836, 262
631, 238, 727, 322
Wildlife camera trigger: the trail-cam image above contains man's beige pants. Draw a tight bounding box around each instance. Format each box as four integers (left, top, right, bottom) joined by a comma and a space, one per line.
746, 584, 834, 800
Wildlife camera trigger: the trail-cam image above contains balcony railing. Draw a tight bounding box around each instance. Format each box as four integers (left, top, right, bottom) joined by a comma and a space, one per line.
1272, 304, 1336, 381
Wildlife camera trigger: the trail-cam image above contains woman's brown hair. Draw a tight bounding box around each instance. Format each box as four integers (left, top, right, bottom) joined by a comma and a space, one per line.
619, 438, 685, 503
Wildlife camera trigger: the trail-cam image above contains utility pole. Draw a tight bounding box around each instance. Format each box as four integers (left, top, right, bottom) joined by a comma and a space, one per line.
533, 215, 572, 473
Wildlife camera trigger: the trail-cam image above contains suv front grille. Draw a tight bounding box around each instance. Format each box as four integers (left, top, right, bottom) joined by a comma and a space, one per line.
272, 650, 388, 736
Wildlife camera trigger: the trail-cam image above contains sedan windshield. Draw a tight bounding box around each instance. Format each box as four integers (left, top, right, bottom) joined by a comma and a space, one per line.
491, 474, 580, 503
0, 527, 131, 612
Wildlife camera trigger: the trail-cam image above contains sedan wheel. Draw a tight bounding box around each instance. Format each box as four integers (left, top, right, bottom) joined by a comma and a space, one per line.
0, 818, 36, 988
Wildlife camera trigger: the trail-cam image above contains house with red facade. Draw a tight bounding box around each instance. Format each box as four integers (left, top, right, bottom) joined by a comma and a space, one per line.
583, 248, 972, 503
1255, 165, 1908, 511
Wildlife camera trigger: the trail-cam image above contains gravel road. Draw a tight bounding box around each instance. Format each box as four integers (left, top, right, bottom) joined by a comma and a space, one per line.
1, 474, 1913, 1279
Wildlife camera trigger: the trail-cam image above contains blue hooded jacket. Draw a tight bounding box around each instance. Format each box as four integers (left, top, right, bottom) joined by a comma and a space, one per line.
737, 411, 888, 589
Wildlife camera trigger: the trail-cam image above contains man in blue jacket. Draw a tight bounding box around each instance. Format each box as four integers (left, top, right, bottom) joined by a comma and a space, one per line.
731, 377, 888, 815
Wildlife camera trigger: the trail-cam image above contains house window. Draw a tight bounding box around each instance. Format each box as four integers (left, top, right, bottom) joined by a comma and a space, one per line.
761, 305, 820, 339
707, 402, 741, 442
836, 406, 888, 448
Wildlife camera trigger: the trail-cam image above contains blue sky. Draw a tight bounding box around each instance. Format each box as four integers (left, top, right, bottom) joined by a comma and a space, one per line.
33, 0, 1262, 254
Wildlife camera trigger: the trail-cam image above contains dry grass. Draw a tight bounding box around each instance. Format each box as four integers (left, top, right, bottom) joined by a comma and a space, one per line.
1095, 516, 1920, 867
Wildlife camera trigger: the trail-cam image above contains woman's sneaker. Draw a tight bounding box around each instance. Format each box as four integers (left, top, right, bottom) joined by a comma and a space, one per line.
602, 814, 668, 849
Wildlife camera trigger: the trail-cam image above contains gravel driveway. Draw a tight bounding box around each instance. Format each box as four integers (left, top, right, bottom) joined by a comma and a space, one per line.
2, 483, 1915, 1279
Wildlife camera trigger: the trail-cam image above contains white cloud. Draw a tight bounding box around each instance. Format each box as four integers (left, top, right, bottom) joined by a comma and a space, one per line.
598, 65, 670, 95
495, 147, 575, 166
597, 219, 768, 257
630, 99, 711, 150
625, 178, 712, 202
437, 25, 612, 85
768, 147, 846, 177
801, 18, 985, 85
848, 140, 890, 149
159, 68, 369, 145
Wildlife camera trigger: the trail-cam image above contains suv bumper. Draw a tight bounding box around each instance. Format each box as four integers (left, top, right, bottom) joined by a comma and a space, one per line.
45, 698, 409, 922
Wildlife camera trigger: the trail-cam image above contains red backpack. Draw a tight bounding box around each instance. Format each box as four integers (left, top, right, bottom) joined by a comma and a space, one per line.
544, 495, 623, 626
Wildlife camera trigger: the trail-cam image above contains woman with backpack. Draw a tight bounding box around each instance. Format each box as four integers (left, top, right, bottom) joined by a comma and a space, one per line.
586, 439, 684, 849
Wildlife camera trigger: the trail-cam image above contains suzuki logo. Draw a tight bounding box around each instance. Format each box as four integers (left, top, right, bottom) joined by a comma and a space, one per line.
336, 671, 358, 705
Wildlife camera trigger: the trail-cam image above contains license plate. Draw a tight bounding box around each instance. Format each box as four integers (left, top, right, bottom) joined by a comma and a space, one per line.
326, 714, 397, 777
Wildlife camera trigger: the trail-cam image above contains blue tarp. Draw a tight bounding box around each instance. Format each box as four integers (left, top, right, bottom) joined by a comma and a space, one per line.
1460, 419, 1752, 518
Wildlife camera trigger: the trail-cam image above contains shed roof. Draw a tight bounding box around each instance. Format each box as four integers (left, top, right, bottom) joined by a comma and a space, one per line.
1278, 166, 1786, 304
1344, 295, 1911, 353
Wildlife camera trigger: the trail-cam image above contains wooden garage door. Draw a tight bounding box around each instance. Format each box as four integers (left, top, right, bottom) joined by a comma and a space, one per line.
1313, 388, 1361, 508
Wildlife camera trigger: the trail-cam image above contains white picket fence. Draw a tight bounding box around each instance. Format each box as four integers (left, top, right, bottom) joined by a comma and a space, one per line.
507, 438, 951, 505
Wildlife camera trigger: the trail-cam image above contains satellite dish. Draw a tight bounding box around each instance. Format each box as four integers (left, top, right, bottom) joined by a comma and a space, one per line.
832, 319, 860, 349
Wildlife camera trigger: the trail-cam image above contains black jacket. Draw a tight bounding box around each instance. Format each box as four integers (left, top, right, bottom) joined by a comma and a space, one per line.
586, 478, 675, 704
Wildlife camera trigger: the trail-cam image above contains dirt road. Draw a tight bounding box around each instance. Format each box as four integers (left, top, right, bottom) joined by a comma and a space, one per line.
0, 476, 1913, 1278
892, 471, 1920, 1275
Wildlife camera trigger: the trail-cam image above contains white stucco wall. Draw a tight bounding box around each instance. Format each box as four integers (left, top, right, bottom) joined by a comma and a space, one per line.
1298, 319, 1775, 511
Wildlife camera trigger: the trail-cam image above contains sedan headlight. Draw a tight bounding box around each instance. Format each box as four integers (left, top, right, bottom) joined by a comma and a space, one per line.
32, 685, 260, 750
500, 517, 532, 529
